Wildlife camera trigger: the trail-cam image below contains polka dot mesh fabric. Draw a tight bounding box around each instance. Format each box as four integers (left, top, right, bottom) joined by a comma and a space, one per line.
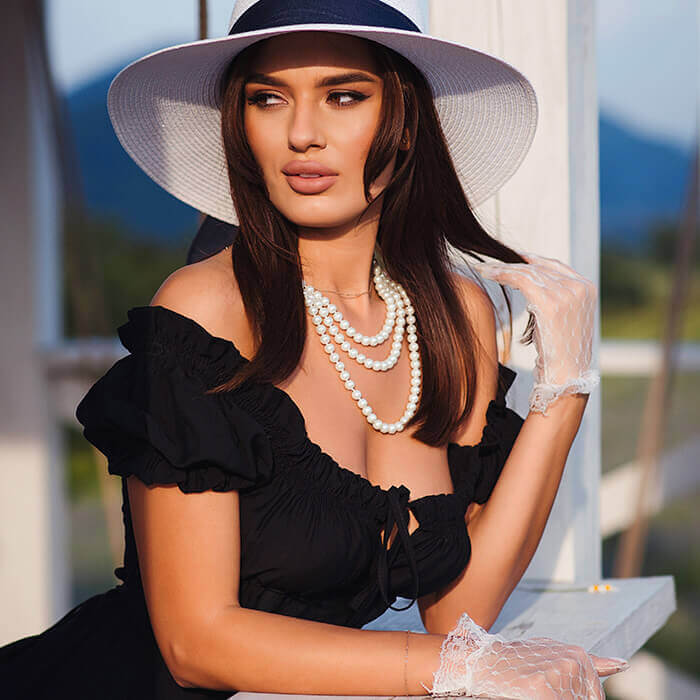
468, 251, 600, 416
425, 611, 606, 699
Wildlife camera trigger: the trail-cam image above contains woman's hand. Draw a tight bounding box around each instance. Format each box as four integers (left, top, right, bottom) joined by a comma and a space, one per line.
469, 251, 600, 415
427, 611, 629, 699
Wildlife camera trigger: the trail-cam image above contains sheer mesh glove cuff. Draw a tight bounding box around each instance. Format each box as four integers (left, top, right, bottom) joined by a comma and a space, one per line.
425, 612, 608, 699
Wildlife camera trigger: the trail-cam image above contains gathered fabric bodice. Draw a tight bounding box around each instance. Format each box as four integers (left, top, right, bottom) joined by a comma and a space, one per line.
76, 305, 525, 629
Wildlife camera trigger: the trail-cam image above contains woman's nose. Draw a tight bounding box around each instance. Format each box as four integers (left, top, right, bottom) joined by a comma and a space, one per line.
287, 102, 326, 153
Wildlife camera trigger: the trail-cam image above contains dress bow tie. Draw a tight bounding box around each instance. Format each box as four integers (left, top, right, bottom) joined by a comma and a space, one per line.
377, 485, 420, 611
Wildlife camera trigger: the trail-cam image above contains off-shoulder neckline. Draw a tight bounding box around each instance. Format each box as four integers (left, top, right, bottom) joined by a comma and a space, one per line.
122, 304, 516, 508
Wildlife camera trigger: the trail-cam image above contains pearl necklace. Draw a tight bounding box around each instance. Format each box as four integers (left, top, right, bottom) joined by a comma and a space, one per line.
302, 258, 422, 434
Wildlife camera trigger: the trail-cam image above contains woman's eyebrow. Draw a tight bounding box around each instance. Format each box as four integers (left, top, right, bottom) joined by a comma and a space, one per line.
246, 71, 378, 88
317, 71, 378, 87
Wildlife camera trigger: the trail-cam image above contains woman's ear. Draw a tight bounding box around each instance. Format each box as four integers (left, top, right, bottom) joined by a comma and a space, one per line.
399, 127, 411, 151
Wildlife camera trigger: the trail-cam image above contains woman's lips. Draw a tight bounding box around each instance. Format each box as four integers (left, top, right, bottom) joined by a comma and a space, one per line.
282, 160, 338, 195
284, 173, 338, 194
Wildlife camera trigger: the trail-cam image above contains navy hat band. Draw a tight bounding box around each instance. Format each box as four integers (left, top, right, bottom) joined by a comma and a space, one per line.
229, 0, 421, 36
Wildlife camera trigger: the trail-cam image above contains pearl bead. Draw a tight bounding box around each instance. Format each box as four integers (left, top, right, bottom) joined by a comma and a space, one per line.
301, 259, 421, 435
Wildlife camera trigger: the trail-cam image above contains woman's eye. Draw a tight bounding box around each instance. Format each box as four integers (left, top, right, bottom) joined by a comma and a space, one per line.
247, 92, 285, 108
246, 90, 368, 109
328, 91, 368, 107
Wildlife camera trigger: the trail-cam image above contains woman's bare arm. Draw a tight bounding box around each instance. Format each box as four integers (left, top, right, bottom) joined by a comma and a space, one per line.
128, 476, 445, 692
420, 274, 588, 634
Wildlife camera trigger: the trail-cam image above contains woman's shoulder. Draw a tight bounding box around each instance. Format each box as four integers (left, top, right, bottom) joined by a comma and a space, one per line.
149, 248, 252, 354
449, 267, 495, 324
76, 250, 275, 493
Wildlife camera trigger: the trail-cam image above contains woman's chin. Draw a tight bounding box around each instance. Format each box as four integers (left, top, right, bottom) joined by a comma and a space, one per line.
277, 205, 368, 232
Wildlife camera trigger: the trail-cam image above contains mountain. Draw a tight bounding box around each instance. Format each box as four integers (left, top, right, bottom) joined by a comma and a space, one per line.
599, 114, 692, 248
63, 52, 200, 242
63, 57, 694, 246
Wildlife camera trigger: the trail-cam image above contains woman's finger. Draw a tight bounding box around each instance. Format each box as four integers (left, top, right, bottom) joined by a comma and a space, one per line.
590, 653, 630, 677
518, 251, 585, 282
469, 263, 566, 301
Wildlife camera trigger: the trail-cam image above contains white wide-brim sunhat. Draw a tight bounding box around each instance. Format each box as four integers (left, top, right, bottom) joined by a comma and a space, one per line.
107, 0, 539, 226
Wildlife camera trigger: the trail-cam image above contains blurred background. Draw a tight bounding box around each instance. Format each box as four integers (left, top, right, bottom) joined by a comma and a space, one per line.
0, 1, 697, 698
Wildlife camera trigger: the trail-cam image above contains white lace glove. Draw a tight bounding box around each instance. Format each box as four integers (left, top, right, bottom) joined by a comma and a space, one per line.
424, 611, 629, 699
469, 251, 600, 415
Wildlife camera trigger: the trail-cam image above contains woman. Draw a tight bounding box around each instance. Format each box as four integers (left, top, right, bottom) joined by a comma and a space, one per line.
0, 1, 627, 698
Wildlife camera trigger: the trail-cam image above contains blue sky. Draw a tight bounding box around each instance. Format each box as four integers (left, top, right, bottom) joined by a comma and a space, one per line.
47, 0, 697, 150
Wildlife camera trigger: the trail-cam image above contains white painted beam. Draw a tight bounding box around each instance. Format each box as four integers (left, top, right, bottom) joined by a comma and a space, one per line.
600, 340, 700, 374
430, 0, 602, 583
235, 577, 675, 700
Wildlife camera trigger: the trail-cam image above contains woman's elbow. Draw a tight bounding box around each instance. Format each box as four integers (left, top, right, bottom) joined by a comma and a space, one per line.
164, 637, 200, 688
160, 616, 224, 689
161, 604, 243, 690
422, 600, 501, 635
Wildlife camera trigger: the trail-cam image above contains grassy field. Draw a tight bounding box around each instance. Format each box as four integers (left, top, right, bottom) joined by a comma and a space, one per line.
601, 371, 700, 473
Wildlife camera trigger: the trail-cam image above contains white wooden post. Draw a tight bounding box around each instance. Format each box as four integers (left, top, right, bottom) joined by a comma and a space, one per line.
364, 1, 673, 652
429, 0, 602, 584
0, 1, 68, 644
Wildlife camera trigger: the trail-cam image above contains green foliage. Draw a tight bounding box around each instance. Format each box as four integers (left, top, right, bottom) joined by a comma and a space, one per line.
64, 423, 100, 500
62, 205, 191, 337
600, 247, 653, 309
647, 218, 700, 265
600, 229, 700, 340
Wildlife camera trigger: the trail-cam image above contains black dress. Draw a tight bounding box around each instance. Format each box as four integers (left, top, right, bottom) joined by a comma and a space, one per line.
0, 305, 524, 699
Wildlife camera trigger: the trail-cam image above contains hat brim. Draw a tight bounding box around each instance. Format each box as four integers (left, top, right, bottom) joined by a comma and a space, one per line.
107, 24, 538, 226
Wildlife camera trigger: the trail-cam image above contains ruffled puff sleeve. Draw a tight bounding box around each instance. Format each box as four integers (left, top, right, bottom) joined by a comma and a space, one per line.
447, 363, 525, 505
75, 306, 275, 494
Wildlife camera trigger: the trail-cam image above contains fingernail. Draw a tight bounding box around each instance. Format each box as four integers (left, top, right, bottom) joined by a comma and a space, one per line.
611, 657, 630, 670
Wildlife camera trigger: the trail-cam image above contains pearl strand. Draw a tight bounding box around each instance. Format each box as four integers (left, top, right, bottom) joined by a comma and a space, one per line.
301, 261, 422, 434
303, 266, 406, 371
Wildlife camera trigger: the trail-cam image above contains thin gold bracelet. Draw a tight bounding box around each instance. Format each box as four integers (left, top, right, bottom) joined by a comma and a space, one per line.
404, 630, 410, 696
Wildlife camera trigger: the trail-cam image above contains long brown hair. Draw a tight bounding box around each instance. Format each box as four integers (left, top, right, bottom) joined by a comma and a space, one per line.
213, 35, 535, 447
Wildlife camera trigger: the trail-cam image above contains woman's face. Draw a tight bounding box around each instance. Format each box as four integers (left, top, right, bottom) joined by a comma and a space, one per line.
243, 32, 395, 230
